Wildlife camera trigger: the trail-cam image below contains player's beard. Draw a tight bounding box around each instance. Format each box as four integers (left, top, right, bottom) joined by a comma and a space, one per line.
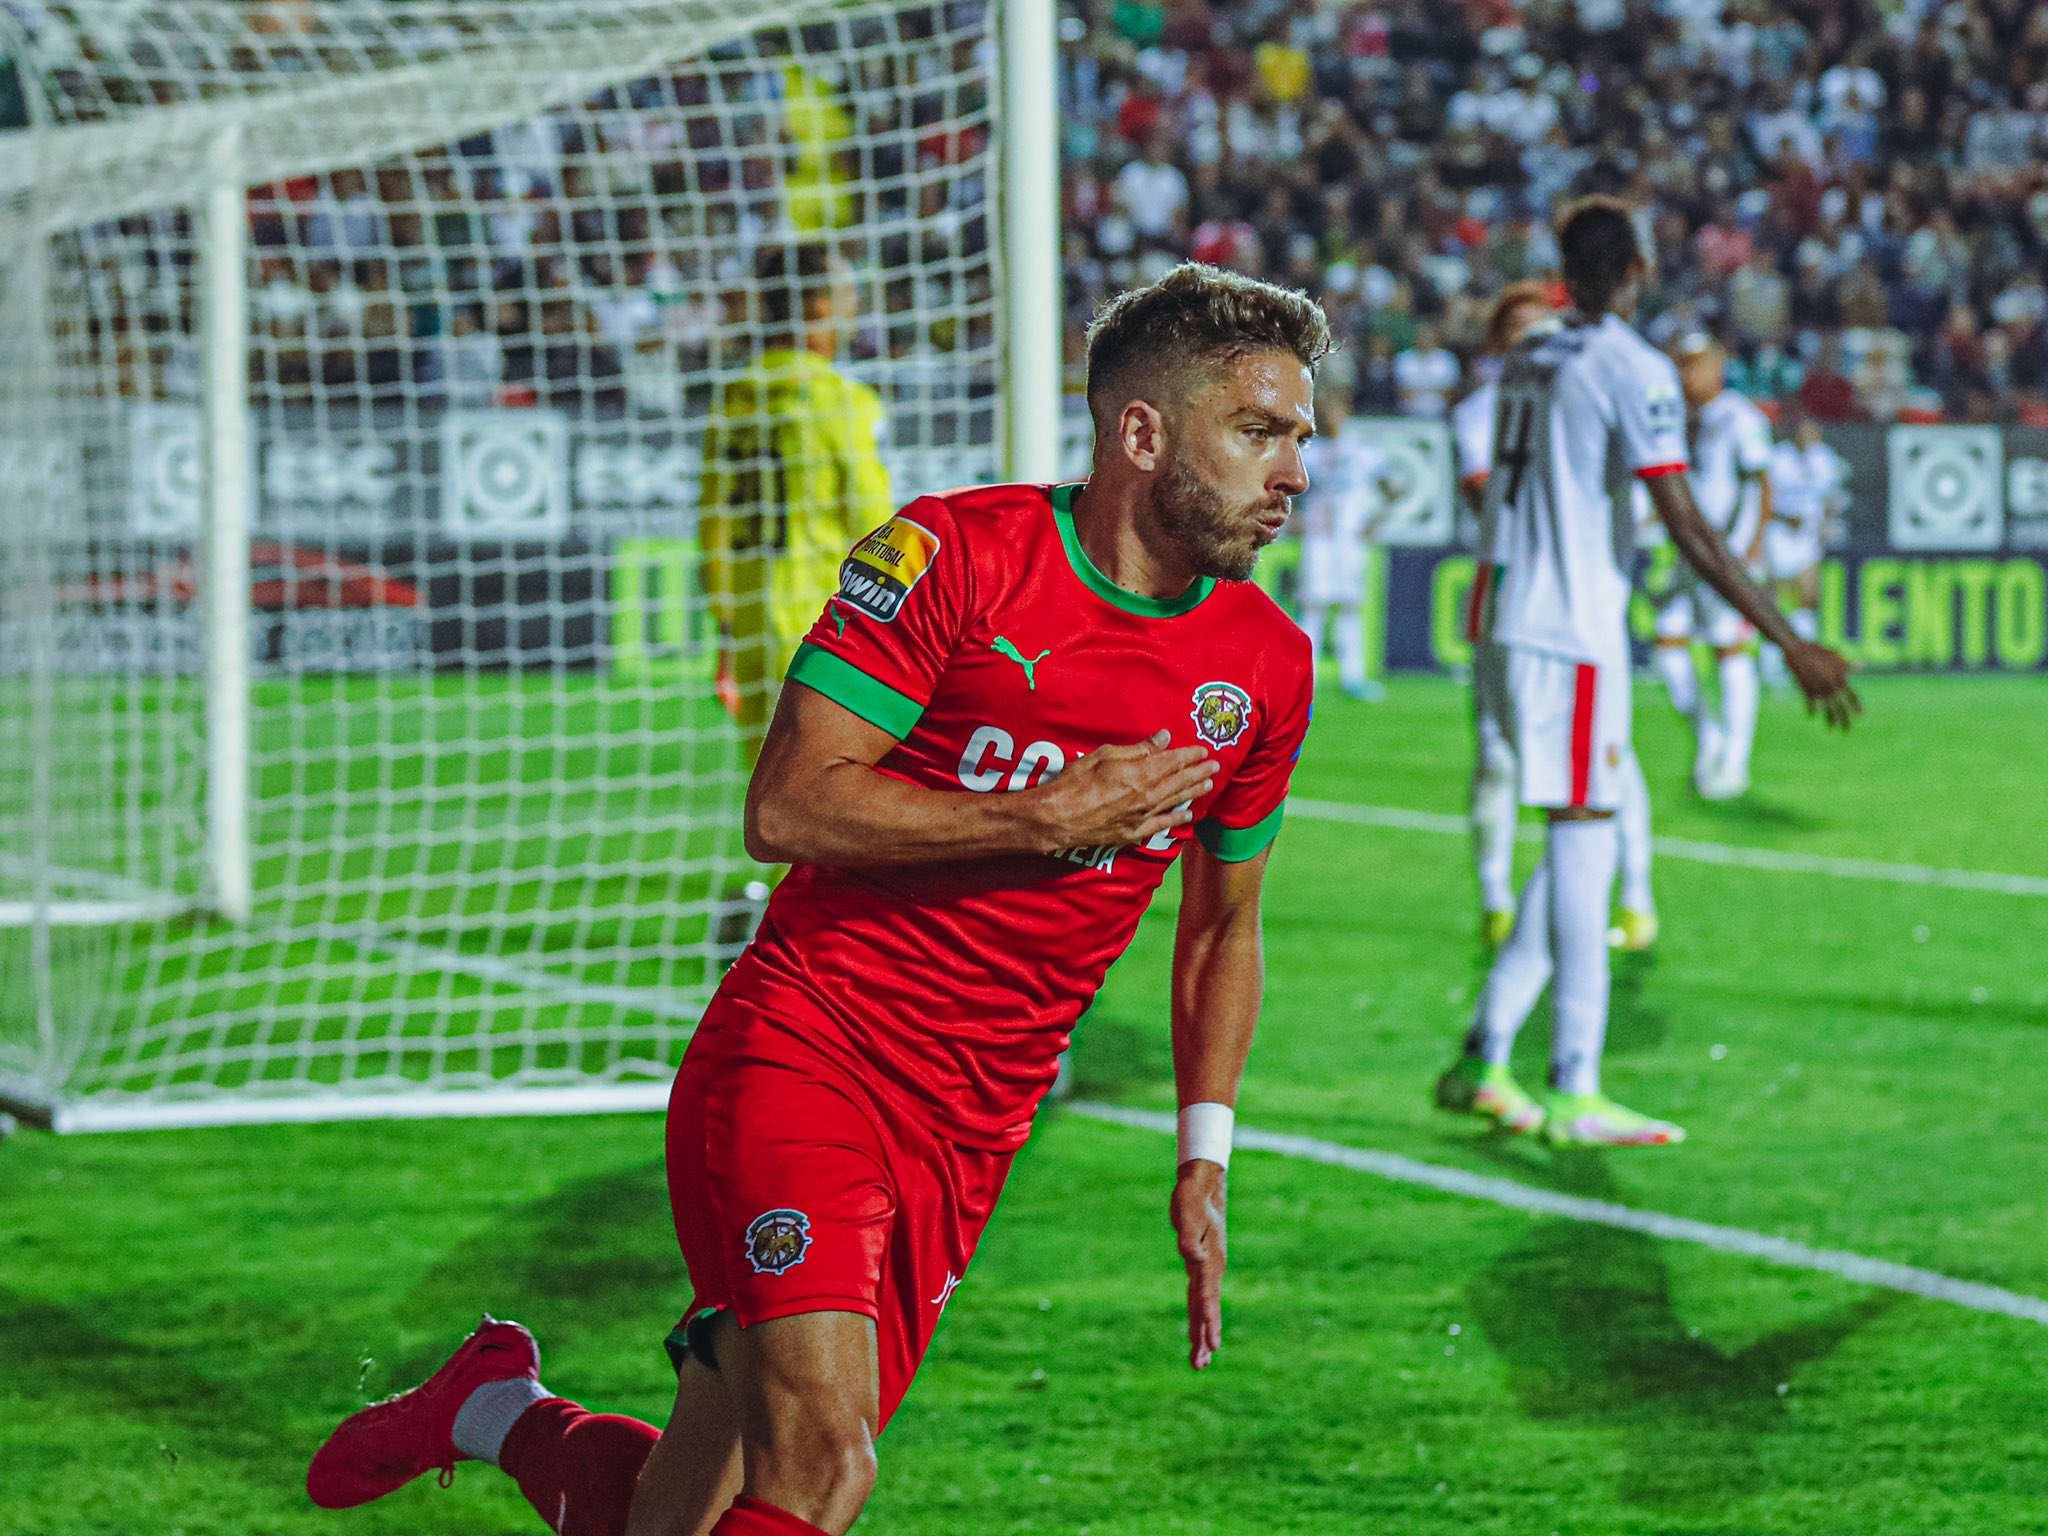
1153, 455, 1289, 584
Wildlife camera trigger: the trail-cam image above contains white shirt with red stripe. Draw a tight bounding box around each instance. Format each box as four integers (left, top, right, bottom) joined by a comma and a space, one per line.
1690, 387, 1775, 556
1454, 381, 1500, 644
1452, 380, 1498, 492
1482, 313, 1687, 669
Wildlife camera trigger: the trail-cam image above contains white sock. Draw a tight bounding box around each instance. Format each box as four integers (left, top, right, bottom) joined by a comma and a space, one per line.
451, 1376, 550, 1466
1719, 651, 1760, 777
1614, 748, 1655, 914
1654, 643, 1698, 722
1546, 817, 1617, 1096
1298, 604, 1327, 662
1789, 606, 1818, 643
1334, 606, 1367, 691
1465, 855, 1553, 1064
1471, 745, 1520, 914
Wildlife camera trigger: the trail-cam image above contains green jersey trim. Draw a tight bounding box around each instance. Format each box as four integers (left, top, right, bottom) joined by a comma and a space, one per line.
1050, 484, 1215, 618
1194, 801, 1286, 862
787, 643, 924, 739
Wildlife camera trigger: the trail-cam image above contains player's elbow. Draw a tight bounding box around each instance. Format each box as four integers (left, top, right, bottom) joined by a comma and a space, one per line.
743, 784, 800, 864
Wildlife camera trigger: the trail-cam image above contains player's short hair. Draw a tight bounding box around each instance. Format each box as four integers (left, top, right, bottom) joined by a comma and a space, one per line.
1557, 197, 1643, 313
755, 239, 839, 332
1668, 327, 1725, 361
1486, 280, 1552, 351
1084, 263, 1332, 425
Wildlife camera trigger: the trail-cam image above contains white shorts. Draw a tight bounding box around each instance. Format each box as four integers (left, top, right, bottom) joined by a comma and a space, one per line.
1764, 524, 1822, 582
1501, 647, 1633, 812
1298, 537, 1367, 607
1654, 575, 1753, 650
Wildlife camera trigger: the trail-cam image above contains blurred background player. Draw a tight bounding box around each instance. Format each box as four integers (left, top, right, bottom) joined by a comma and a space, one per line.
1761, 409, 1847, 689
699, 240, 893, 766
1453, 282, 1660, 951
699, 241, 894, 951
1654, 331, 1776, 800
1297, 357, 1394, 701
1435, 201, 1857, 1148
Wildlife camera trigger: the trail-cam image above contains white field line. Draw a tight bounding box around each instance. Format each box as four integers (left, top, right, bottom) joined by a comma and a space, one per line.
1071, 1102, 2048, 1327
1288, 797, 2048, 899
337, 931, 706, 1023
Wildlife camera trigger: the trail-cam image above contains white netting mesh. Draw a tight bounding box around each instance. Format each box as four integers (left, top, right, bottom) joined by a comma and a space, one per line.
0, 0, 1007, 1123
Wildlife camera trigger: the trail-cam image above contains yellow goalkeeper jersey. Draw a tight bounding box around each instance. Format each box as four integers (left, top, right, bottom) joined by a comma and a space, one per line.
698, 348, 893, 647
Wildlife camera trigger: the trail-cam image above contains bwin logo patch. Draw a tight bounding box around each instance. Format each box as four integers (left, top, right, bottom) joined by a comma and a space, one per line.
744, 1209, 814, 1275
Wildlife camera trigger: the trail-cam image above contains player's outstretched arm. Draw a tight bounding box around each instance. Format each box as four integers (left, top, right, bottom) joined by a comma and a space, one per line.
1166, 844, 1272, 1372
1646, 474, 1861, 731
745, 682, 1219, 867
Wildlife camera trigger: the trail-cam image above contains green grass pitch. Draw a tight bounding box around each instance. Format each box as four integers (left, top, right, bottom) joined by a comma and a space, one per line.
4, 674, 2046, 1534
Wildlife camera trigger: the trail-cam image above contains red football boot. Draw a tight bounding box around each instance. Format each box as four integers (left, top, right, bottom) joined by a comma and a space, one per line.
306, 1315, 539, 1508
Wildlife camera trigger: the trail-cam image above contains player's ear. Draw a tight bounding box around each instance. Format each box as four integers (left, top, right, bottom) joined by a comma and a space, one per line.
1119, 399, 1167, 472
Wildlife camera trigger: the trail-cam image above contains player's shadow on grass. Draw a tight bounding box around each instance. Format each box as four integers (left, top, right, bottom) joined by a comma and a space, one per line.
0, 1286, 288, 1476
391, 1158, 685, 1386
1467, 1151, 1893, 1512
1607, 950, 1667, 1057
1683, 794, 1823, 833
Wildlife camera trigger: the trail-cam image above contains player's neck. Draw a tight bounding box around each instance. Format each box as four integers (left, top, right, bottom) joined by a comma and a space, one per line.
1067, 481, 1203, 602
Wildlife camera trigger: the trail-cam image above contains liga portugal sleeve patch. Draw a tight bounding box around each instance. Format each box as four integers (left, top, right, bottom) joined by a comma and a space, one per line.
839, 515, 942, 622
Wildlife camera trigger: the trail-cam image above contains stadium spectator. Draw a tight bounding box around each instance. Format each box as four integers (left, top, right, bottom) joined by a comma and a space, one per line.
1052, 0, 2048, 424
28, 0, 2048, 427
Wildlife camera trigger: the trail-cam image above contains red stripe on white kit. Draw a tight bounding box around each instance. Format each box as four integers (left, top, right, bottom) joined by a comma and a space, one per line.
1463, 561, 1495, 644
1569, 663, 1597, 807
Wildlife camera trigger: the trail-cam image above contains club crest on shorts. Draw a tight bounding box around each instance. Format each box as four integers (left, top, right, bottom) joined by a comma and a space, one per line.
1190, 681, 1254, 749
743, 1209, 814, 1275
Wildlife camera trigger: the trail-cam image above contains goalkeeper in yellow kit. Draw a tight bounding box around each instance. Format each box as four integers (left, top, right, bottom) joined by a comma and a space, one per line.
699, 241, 893, 764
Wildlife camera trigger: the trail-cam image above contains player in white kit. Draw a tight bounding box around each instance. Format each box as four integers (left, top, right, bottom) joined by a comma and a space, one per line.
1298, 370, 1394, 700
1435, 201, 1857, 1146
1760, 409, 1844, 687
1653, 332, 1776, 799
1455, 283, 1661, 952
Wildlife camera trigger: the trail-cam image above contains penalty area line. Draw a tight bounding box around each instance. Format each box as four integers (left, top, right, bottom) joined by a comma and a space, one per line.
1287, 798, 2048, 899
1069, 1102, 2048, 1328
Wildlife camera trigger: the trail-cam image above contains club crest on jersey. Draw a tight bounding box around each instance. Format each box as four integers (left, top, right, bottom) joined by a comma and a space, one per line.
743, 1209, 814, 1275
839, 515, 941, 622
1190, 681, 1253, 749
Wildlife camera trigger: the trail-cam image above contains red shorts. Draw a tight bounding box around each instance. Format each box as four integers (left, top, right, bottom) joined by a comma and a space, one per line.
664, 986, 1013, 1429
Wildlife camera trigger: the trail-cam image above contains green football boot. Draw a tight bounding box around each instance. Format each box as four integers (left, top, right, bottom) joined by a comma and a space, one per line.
1434, 1056, 1546, 1134
1541, 1092, 1685, 1147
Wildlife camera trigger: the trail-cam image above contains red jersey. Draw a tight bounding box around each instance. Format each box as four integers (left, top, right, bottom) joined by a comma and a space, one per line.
717, 482, 1314, 1150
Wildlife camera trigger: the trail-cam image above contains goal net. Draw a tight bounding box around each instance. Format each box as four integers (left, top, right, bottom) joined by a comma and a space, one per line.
0, 0, 1057, 1131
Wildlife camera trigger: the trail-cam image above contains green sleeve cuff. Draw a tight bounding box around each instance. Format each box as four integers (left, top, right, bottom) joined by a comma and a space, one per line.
786, 643, 924, 740
1193, 802, 1286, 862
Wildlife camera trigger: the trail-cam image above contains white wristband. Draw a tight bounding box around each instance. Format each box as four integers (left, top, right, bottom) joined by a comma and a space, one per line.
1176, 1102, 1234, 1171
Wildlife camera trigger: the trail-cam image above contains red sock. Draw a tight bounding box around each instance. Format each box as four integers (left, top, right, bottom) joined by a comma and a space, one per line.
710, 1496, 832, 1535
497, 1396, 659, 1536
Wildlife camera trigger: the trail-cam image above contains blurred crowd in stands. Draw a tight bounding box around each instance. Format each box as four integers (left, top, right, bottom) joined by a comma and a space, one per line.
1059, 0, 2048, 424
8, 4, 995, 417
9, 0, 2048, 423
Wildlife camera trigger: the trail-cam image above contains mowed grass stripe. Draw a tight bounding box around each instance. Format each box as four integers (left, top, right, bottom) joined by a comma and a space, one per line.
1289, 797, 2048, 898
1072, 1102, 2048, 1327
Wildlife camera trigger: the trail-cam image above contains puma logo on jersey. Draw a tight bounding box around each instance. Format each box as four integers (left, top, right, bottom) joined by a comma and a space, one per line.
990, 636, 1051, 690
828, 601, 850, 639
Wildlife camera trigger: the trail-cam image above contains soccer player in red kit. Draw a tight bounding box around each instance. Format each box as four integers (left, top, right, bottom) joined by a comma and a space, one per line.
306, 263, 1329, 1536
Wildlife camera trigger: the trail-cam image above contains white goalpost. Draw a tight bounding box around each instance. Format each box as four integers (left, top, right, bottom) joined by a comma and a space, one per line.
0, 0, 1060, 1132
